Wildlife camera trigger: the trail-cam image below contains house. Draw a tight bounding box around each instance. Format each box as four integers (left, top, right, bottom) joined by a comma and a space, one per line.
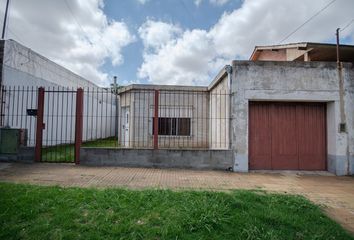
110, 42, 354, 176
250, 42, 354, 62
117, 81, 230, 150
1, 39, 353, 175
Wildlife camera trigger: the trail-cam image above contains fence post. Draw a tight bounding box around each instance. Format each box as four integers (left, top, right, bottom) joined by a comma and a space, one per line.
0, 85, 4, 127
153, 90, 159, 149
74, 88, 84, 164
35, 87, 45, 162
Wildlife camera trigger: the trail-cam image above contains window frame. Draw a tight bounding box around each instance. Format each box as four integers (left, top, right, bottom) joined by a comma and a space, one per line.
152, 117, 191, 136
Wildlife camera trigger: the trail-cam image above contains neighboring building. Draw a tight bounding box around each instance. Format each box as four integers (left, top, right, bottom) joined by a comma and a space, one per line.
250, 42, 354, 62
0, 39, 98, 88
0, 40, 115, 147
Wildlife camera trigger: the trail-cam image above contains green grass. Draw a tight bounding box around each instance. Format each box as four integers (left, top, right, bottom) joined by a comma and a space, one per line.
42, 137, 118, 162
0, 183, 352, 240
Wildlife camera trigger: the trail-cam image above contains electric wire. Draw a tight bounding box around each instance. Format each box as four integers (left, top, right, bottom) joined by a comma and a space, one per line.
279, 0, 337, 43
63, 0, 93, 45
340, 18, 354, 32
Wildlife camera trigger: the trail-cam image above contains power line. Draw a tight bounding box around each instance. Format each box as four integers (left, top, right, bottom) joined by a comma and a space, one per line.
179, 0, 197, 26
63, 0, 93, 45
340, 18, 354, 32
279, 0, 337, 44
63, 0, 114, 57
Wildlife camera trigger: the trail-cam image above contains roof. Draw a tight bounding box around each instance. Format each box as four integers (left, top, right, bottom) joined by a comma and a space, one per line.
250, 42, 354, 62
118, 84, 208, 94
207, 66, 228, 91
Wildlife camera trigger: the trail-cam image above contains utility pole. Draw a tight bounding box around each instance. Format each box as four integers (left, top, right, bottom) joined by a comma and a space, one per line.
1, 0, 10, 39
336, 28, 346, 133
336, 28, 340, 67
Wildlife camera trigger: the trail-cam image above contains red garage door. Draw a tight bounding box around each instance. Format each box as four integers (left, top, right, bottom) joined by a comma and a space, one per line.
249, 102, 326, 170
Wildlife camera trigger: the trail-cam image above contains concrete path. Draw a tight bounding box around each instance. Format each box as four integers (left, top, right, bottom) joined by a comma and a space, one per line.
0, 162, 354, 233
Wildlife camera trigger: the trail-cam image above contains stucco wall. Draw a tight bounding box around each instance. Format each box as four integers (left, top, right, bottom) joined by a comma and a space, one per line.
231, 61, 354, 175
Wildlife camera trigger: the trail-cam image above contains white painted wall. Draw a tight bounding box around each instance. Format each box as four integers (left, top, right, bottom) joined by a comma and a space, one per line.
1, 40, 116, 147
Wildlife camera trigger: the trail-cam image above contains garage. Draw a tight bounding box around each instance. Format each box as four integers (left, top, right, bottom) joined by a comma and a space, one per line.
249, 102, 326, 170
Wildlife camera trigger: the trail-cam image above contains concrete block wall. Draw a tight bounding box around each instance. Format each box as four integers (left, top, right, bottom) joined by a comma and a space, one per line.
80, 148, 233, 170
0, 147, 34, 163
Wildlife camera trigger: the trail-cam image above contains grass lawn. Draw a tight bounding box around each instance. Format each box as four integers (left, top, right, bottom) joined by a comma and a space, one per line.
42, 137, 118, 162
0, 183, 352, 240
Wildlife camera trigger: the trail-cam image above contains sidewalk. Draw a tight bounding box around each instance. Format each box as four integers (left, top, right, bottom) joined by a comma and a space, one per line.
0, 162, 353, 233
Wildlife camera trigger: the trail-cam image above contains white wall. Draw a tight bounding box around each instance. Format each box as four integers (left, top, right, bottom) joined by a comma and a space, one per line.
1, 40, 116, 147
1, 87, 117, 147
209, 76, 230, 149
2, 40, 97, 88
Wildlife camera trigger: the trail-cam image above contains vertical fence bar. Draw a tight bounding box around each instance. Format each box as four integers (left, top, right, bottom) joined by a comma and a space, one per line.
153, 89, 159, 149
0, 85, 4, 127
35, 87, 45, 162
74, 88, 84, 164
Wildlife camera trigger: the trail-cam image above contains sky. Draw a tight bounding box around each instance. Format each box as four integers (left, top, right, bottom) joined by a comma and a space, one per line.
0, 0, 354, 87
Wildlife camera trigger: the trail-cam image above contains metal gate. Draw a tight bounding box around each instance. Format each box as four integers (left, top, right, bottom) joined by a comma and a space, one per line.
35, 87, 83, 163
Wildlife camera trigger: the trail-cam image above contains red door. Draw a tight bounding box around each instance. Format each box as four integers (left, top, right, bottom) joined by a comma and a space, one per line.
249, 102, 326, 170
297, 104, 326, 170
249, 103, 271, 170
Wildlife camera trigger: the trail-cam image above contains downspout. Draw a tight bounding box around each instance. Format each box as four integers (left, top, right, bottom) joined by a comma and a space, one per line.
225, 65, 232, 152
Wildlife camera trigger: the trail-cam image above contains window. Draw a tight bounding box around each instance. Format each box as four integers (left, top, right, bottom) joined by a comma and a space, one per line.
152, 117, 191, 136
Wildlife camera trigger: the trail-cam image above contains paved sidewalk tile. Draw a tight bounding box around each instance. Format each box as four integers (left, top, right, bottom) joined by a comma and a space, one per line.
0, 162, 354, 233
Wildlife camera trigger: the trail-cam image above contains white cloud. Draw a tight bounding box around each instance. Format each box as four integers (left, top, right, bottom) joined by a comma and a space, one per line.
137, 0, 149, 4
0, 0, 135, 86
210, 0, 230, 6
194, 0, 203, 6
194, 0, 230, 6
139, 28, 224, 85
138, 20, 182, 50
139, 0, 354, 86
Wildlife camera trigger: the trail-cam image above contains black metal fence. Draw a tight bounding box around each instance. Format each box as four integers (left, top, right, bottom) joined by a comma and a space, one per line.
117, 89, 230, 150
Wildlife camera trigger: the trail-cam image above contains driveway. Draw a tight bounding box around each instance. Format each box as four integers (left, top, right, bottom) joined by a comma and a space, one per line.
0, 162, 354, 233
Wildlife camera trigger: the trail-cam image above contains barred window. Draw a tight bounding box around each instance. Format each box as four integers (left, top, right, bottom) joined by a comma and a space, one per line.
152, 117, 191, 136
